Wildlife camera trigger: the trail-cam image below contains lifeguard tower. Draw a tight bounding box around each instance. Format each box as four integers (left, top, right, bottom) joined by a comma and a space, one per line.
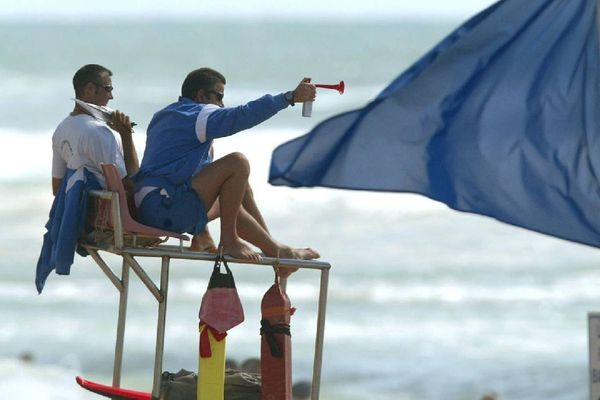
75, 164, 331, 400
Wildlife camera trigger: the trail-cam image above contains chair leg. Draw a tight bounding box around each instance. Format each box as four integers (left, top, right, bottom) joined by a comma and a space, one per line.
152, 256, 170, 398
113, 258, 130, 388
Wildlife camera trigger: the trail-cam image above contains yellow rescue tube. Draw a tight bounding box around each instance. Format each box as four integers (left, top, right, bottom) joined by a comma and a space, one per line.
198, 323, 227, 400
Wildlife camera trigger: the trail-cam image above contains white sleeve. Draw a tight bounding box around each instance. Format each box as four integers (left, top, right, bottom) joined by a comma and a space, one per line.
112, 134, 128, 178
83, 127, 128, 178
51, 135, 67, 179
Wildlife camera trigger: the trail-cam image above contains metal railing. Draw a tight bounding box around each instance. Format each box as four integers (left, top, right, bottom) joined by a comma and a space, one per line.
84, 190, 331, 400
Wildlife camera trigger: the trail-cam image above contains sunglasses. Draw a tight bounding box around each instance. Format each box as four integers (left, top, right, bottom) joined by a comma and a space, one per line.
94, 82, 114, 92
207, 90, 224, 101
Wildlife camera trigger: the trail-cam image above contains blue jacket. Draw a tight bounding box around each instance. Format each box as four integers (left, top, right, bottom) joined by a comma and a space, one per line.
134, 94, 288, 188
36, 168, 101, 293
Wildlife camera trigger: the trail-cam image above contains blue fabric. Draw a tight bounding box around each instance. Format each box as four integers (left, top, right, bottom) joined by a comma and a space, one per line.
36, 168, 101, 293
136, 182, 208, 235
135, 98, 212, 186
204, 94, 288, 139
269, 0, 600, 248
135, 94, 288, 187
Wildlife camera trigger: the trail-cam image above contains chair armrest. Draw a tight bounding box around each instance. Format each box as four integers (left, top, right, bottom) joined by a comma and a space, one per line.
89, 189, 114, 200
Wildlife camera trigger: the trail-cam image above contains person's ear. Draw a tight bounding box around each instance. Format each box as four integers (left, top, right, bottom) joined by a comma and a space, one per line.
83, 81, 97, 97
193, 89, 206, 103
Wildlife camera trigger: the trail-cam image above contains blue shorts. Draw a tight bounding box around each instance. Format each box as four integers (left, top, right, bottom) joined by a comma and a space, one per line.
136, 183, 208, 235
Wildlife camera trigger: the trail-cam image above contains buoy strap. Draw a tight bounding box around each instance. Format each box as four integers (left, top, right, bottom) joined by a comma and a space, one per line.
260, 319, 291, 358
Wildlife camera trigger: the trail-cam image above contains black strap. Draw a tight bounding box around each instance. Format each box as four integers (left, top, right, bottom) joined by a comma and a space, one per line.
260, 319, 291, 357
207, 256, 236, 289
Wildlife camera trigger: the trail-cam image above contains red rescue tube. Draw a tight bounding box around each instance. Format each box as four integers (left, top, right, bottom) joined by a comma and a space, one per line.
260, 282, 296, 400
75, 376, 151, 400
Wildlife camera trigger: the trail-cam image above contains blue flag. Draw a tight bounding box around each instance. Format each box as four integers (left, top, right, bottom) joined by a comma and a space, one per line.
269, 0, 600, 248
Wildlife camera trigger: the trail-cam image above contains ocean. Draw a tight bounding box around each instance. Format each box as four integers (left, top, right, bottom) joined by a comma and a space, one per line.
2, 16, 600, 400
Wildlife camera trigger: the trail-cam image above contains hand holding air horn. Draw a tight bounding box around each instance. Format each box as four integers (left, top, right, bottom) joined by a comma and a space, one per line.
289, 79, 344, 117
303, 80, 345, 117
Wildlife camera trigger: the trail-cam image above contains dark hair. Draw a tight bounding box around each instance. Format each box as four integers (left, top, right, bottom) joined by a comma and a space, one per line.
72, 64, 112, 97
181, 68, 226, 99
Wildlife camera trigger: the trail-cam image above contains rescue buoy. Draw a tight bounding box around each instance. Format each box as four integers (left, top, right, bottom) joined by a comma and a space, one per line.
198, 322, 227, 400
198, 254, 244, 400
260, 274, 296, 400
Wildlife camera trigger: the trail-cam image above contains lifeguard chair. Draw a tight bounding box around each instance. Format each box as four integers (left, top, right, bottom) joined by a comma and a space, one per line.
77, 163, 331, 399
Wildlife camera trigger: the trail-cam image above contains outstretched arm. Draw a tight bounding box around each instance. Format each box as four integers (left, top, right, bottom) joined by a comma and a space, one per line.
199, 78, 317, 142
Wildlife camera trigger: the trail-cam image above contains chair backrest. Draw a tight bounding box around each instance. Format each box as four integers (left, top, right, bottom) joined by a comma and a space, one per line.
100, 163, 189, 241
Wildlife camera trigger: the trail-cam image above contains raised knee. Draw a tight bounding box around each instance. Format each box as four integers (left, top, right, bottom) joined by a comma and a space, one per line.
225, 152, 250, 175
245, 184, 254, 197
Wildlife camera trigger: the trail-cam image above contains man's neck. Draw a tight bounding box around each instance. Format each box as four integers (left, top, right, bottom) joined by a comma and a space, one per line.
71, 103, 90, 117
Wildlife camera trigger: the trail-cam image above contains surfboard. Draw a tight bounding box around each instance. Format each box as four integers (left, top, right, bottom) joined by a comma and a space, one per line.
75, 376, 151, 400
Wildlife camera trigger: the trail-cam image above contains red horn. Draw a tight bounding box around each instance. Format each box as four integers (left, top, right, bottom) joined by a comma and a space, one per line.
315, 80, 345, 94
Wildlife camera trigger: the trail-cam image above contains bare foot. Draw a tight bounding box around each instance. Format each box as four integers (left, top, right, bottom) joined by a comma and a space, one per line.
190, 228, 218, 253
221, 239, 261, 262
277, 267, 296, 279
278, 246, 320, 260
274, 246, 320, 278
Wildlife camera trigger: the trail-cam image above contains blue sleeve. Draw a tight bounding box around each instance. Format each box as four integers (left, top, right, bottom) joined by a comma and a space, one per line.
205, 93, 288, 140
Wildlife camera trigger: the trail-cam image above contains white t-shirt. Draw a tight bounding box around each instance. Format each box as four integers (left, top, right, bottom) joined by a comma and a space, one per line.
52, 114, 127, 188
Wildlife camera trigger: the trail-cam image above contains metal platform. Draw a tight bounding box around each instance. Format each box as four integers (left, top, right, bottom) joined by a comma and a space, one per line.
83, 189, 331, 399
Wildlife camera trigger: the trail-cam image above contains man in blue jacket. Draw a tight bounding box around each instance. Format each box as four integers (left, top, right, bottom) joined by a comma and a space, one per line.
134, 68, 319, 262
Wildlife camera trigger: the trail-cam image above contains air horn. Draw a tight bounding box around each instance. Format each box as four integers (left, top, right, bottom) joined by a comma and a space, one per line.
303, 80, 345, 117
316, 81, 345, 94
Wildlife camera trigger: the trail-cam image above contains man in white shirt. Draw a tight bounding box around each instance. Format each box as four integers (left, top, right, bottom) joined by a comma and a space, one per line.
52, 64, 138, 194
37, 64, 139, 293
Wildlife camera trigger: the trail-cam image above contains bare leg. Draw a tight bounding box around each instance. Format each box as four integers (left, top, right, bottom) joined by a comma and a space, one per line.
207, 199, 320, 261
236, 208, 320, 259
206, 199, 221, 221
190, 202, 219, 252
194, 165, 318, 264
235, 206, 320, 278
242, 184, 269, 233
191, 153, 260, 261
190, 227, 217, 253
